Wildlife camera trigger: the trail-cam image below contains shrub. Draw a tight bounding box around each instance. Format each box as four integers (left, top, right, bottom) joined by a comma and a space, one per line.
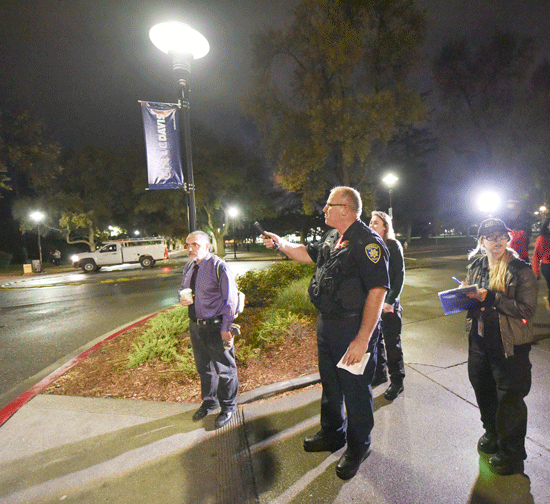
249, 276, 316, 348
237, 261, 315, 306
127, 305, 189, 368
126, 262, 317, 378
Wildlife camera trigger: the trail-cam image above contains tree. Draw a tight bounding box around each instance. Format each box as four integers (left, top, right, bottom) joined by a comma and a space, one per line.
247, 0, 428, 212
432, 30, 547, 216
192, 127, 270, 255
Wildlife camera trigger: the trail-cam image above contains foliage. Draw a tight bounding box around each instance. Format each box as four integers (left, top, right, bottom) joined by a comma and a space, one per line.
236, 261, 316, 306
252, 276, 317, 347
127, 306, 190, 369
247, 0, 428, 212
125, 264, 317, 378
432, 30, 550, 212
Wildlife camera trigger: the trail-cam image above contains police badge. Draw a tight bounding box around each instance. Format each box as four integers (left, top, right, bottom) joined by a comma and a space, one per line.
365, 243, 381, 263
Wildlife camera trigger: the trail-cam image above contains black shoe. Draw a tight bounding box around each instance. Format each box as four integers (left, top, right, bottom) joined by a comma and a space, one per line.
383, 382, 404, 400
488, 452, 524, 475
477, 432, 498, 455
335, 447, 371, 480
303, 431, 346, 453
371, 374, 388, 387
215, 410, 234, 429
192, 404, 216, 422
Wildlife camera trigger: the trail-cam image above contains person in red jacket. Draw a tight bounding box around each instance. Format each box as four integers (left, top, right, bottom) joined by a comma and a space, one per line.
532, 217, 550, 311
504, 200, 531, 261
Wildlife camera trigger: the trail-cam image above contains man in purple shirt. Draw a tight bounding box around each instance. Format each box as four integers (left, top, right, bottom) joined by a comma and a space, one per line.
179, 231, 239, 428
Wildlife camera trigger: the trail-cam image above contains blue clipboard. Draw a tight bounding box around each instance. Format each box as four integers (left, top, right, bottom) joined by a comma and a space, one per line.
438, 285, 479, 315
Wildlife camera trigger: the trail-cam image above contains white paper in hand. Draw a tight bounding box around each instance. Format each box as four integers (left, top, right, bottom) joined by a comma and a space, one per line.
337, 352, 370, 375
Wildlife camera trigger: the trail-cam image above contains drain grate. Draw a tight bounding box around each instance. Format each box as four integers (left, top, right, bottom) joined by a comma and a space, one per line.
213, 408, 259, 504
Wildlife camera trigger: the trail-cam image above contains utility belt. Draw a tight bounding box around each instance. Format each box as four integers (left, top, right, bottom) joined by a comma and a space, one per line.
190, 317, 223, 326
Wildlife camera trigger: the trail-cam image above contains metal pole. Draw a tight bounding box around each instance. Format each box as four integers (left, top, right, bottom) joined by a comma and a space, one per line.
38, 224, 43, 264
173, 52, 197, 232
388, 189, 393, 218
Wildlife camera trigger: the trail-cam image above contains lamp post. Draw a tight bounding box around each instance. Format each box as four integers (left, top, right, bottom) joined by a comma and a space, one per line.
382, 173, 399, 218
227, 206, 240, 259
149, 21, 210, 233
29, 211, 45, 267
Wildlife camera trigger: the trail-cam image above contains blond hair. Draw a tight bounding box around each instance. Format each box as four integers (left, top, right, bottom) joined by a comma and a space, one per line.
468, 237, 518, 293
489, 249, 516, 293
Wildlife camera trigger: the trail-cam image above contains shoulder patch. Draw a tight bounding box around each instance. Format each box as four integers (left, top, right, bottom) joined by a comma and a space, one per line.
365, 243, 381, 263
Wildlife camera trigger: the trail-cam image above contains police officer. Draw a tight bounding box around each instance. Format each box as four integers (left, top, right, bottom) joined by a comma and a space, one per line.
261, 186, 389, 480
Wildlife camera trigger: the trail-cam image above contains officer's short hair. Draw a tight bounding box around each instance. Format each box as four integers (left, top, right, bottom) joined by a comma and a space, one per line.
330, 186, 362, 218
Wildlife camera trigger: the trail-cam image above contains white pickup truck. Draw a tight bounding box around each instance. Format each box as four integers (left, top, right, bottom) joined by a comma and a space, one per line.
71, 237, 168, 273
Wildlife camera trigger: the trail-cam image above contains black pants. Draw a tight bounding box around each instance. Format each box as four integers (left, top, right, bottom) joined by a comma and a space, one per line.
468, 328, 531, 462
317, 314, 378, 455
375, 309, 405, 384
189, 320, 238, 412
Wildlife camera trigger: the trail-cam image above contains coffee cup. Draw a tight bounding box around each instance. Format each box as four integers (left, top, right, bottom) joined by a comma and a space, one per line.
180, 288, 193, 303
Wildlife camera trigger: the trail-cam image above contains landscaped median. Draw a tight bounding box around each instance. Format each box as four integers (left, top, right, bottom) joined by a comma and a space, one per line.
43, 262, 321, 403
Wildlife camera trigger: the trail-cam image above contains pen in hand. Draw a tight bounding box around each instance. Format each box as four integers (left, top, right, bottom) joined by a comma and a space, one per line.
452, 277, 462, 285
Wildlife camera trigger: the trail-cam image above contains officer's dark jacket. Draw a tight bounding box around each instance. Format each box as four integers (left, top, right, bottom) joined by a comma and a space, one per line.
306, 219, 390, 317
385, 238, 405, 308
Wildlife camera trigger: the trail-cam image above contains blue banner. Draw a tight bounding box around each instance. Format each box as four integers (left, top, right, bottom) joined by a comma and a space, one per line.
140, 101, 184, 190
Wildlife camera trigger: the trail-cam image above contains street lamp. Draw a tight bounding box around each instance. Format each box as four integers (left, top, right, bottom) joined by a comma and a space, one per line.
149, 21, 210, 232
29, 211, 45, 267
382, 173, 399, 218
227, 206, 240, 259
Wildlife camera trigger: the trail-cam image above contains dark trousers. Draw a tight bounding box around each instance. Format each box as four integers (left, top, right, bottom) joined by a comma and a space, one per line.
468, 329, 531, 462
317, 314, 378, 456
375, 309, 405, 384
541, 263, 550, 295
189, 320, 238, 411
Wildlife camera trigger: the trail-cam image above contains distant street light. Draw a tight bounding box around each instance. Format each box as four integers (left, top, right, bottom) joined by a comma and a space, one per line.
382, 173, 399, 218
149, 21, 210, 233
29, 211, 45, 267
227, 206, 240, 259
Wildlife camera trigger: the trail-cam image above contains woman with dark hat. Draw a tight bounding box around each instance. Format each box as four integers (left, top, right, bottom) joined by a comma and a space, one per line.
462, 218, 538, 475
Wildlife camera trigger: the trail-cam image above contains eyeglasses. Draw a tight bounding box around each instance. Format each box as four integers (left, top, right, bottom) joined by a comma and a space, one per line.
325, 203, 347, 208
483, 233, 508, 242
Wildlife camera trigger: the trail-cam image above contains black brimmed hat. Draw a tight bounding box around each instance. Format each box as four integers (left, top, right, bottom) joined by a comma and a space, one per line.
477, 218, 511, 238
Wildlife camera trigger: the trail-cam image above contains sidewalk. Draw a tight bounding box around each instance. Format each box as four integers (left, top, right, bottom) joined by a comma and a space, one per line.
0, 354, 549, 504
1, 265, 549, 503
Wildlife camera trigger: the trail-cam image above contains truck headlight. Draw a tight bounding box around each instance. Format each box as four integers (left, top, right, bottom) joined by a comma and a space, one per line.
71, 255, 79, 263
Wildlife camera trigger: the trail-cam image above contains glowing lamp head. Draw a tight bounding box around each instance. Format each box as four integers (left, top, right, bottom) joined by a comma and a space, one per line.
477, 191, 502, 215
383, 173, 399, 188
30, 211, 45, 223
227, 206, 239, 219
149, 22, 209, 59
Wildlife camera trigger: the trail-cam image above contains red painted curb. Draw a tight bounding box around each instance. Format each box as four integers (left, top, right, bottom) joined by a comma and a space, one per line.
0, 313, 159, 428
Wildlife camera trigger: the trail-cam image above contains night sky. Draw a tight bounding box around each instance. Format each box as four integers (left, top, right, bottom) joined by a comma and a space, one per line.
1, 0, 549, 151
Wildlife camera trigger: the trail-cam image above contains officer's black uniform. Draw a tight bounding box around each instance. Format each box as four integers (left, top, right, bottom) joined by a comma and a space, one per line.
306, 219, 390, 455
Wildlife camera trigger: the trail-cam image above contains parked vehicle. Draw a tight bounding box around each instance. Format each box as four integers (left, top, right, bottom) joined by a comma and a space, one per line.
71, 237, 168, 273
